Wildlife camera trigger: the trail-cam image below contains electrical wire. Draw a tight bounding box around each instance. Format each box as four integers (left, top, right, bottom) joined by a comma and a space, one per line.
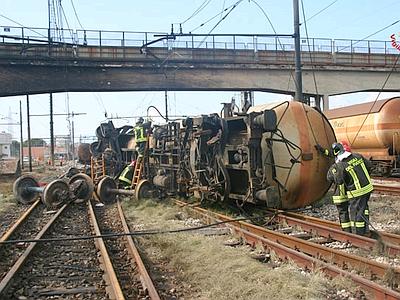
249, 0, 296, 95
0, 14, 47, 38
189, 0, 243, 33
305, 0, 339, 23
70, 0, 84, 30
337, 19, 400, 52
350, 54, 400, 146
181, 0, 213, 25
0, 211, 274, 245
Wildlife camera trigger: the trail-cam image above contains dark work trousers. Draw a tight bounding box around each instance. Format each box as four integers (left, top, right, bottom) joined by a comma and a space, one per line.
349, 193, 371, 235
137, 142, 146, 156
336, 201, 351, 232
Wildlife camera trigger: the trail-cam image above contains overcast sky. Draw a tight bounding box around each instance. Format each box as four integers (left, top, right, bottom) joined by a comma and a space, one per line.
0, 0, 400, 141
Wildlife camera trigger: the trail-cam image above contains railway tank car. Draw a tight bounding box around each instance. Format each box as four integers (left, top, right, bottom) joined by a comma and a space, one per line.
325, 97, 400, 176
146, 100, 336, 209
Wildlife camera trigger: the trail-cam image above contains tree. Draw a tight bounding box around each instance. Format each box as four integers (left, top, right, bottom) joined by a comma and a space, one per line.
23, 138, 47, 147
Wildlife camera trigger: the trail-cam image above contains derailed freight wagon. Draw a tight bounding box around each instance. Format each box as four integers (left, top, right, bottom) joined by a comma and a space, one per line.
143, 101, 336, 209
325, 97, 400, 177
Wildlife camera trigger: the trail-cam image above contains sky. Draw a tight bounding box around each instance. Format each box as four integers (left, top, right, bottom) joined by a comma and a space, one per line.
1, 0, 400, 142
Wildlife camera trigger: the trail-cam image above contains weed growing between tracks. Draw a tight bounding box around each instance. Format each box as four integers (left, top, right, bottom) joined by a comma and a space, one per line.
122, 198, 359, 299
0, 177, 16, 214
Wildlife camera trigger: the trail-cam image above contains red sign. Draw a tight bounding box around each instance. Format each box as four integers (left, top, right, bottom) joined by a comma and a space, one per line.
390, 33, 400, 51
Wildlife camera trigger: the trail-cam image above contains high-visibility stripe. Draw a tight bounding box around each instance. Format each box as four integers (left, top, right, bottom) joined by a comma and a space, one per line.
341, 222, 351, 228
135, 126, 147, 142
332, 196, 348, 204
119, 167, 132, 185
360, 162, 372, 183
348, 168, 362, 190
364, 210, 369, 215
119, 176, 132, 185
350, 221, 355, 226
347, 183, 373, 198
355, 221, 365, 228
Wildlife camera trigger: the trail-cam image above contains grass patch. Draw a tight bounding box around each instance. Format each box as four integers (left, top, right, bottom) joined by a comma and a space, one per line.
122, 198, 352, 299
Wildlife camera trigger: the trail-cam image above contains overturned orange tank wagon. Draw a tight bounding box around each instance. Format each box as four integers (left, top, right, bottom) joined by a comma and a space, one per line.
144, 101, 335, 209
325, 97, 400, 176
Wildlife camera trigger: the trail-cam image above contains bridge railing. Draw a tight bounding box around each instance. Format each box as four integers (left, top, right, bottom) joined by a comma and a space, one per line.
0, 25, 398, 62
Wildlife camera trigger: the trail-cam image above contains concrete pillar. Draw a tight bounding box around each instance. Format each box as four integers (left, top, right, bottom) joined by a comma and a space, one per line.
323, 95, 330, 111
315, 95, 321, 110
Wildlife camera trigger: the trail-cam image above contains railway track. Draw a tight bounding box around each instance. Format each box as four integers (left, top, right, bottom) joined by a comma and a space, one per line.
371, 177, 400, 195
175, 200, 400, 299
0, 199, 159, 299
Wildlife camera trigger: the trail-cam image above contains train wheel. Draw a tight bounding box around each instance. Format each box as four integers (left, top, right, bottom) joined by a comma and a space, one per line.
135, 179, 153, 200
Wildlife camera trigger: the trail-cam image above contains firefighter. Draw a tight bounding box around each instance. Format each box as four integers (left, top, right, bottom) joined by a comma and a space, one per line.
326, 155, 351, 232
118, 160, 136, 188
134, 117, 151, 156
318, 142, 373, 235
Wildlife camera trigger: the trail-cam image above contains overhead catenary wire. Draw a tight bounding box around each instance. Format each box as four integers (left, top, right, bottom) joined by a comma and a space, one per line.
305, 0, 339, 23
0, 14, 47, 38
189, 0, 243, 33
350, 54, 400, 146
249, 0, 296, 95
337, 19, 400, 52
180, 0, 213, 25
70, 0, 84, 30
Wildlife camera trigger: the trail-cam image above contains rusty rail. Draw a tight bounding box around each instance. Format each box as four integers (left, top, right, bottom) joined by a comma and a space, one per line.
268, 210, 400, 256
175, 200, 400, 299
0, 203, 67, 295
0, 200, 41, 243
373, 183, 400, 195
87, 201, 125, 300
279, 210, 400, 247
117, 200, 160, 300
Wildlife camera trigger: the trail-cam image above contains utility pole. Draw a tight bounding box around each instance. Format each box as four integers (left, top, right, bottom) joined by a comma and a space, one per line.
164, 91, 168, 122
71, 113, 75, 164
26, 95, 32, 172
50, 93, 55, 166
19, 100, 23, 170
293, 0, 303, 102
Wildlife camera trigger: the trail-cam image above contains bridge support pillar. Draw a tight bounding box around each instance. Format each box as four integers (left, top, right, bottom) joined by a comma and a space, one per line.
322, 95, 329, 111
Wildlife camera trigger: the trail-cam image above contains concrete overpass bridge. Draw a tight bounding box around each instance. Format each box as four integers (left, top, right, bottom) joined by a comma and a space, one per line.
0, 26, 399, 109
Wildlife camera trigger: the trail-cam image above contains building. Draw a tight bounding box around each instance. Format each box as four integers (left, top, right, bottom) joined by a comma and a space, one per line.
0, 132, 12, 158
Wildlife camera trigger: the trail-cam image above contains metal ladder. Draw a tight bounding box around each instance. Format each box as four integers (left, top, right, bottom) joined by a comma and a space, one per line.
91, 155, 105, 184
131, 156, 143, 190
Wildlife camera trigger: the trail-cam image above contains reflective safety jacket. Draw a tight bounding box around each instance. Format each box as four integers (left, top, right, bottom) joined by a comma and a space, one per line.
327, 164, 348, 204
328, 153, 373, 199
119, 165, 133, 186
135, 125, 147, 143
342, 153, 373, 198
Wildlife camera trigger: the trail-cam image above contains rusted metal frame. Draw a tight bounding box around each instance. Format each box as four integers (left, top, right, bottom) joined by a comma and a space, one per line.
87, 201, 125, 300
0, 203, 68, 295
176, 202, 400, 300
280, 210, 400, 247
175, 201, 399, 281
116, 200, 161, 300
0, 199, 40, 243
273, 213, 400, 256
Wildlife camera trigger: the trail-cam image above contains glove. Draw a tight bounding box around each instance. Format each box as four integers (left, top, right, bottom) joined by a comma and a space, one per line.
314, 144, 325, 154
